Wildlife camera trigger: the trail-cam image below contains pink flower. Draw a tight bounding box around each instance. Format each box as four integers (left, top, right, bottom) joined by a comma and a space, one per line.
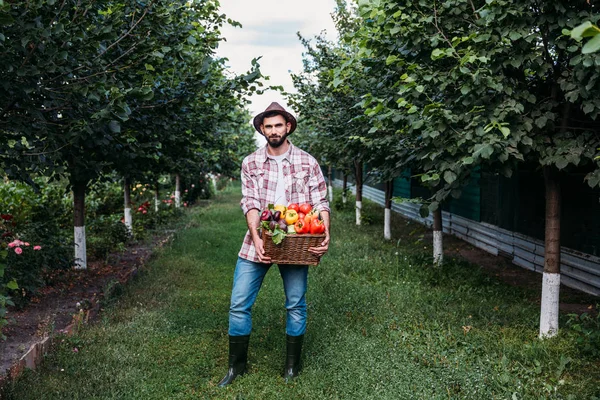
142, 210, 147, 214
14, 247, 22, 255
184, 202, 188, 207
191, 184, 195, 188
185, 190, 188, 193
24, 242, 30, 246
33, 245, 42, 251
8, 242, 17, 248
170, 195, 175, 199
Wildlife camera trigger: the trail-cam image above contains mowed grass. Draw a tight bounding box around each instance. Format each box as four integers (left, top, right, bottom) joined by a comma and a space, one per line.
3, 184, 599, 399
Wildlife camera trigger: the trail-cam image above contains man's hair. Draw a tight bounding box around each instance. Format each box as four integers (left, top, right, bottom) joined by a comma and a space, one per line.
261, 111, 289, 123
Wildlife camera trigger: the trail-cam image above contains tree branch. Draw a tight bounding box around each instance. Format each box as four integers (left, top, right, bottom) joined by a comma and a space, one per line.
93, 7, 149, 62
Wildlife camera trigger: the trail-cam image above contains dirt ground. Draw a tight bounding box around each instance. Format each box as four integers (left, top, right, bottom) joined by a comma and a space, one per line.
442, 233, 598, 314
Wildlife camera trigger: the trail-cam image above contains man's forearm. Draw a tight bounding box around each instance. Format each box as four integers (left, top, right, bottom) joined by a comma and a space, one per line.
320, 210, 331, 233
246, 209, 261, 241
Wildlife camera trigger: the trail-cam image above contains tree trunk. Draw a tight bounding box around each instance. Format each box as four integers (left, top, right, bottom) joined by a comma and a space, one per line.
539, 165, 561, 338
73, 181, 87, 270
342, 174, 348, 204
433, 207, 443, 266
384, 179, 394, 240
354, 160, 363, 226
175, 173, 181, 208
123, 177, 132, 232
328, 166, 333, 203
154, 181, 160, 213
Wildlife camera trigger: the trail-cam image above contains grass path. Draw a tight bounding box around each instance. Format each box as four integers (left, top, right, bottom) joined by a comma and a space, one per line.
3, 185, 599, 399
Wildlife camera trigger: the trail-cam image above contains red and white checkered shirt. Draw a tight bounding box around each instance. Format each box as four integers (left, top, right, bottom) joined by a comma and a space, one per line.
238, 141, 330, 262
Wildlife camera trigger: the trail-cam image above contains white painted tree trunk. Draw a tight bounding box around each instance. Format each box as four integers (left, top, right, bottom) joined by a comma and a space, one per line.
124, 207, 132, 232
433, 231, 444, 266
175, 174, 181, 208
74, 226, 87, 270
356, 201, 362, 226
73, 182, 87, 270
342, 193, 347, 204
211, 174, 217, 192
384, 208, 392, 240
328, 185, 333, 203
539, 272, 561, 338
123, 178, 132, 233
154, 189, 159, 212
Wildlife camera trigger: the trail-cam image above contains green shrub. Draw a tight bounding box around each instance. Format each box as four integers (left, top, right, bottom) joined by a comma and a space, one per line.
87, 215, 130, 261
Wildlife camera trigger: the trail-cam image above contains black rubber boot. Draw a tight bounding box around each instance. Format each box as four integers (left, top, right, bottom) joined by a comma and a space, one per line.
217, 335, 250, 387
283, 334, 304, 383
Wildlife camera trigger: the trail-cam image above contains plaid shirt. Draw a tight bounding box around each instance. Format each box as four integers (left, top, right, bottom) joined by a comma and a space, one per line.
238, 141, 330, 262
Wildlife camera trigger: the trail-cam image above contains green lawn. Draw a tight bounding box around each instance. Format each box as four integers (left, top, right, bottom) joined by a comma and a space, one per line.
3, 184, 599, 399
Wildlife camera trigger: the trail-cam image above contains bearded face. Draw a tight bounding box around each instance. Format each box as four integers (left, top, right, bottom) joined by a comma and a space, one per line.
261, 115, 291, 148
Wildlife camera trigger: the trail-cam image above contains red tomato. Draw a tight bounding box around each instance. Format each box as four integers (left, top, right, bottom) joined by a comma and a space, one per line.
298, 212, 306, 220
294, 219, 308, 234
309, 219, 325, 234
299, 203, 312, 215
287, 203, 300, 212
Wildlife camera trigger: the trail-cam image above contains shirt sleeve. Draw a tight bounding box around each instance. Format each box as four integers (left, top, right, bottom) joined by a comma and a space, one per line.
240, 158, 262, 215
309, 162, 331, 214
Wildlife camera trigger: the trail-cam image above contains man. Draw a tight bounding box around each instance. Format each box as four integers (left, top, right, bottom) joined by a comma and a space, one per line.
218, 102, 330, 387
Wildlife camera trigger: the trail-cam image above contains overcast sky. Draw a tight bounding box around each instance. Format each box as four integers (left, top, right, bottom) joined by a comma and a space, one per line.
216, 0, 338, 143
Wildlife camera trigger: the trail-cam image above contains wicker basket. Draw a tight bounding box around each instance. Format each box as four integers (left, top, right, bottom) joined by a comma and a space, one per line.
261, 230, 326, 266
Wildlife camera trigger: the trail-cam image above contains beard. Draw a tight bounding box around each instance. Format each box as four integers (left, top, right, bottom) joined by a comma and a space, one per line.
266, 132, 289, 148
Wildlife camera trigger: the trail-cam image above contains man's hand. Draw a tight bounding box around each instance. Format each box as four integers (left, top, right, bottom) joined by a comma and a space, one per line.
308, 230, 330, 256
253, 236, 272, 263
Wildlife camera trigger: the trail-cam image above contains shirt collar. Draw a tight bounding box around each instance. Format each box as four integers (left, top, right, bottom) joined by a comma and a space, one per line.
260, 140, 294, 163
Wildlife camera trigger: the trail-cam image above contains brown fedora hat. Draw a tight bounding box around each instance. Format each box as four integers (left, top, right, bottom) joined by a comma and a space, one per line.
253, 102, 297, 134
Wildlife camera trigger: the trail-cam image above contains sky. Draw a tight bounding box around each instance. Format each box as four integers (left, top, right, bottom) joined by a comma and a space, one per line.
216, 0, 338, 144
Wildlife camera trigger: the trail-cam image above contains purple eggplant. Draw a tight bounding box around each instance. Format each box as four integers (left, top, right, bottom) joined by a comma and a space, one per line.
278, 219, 288, 232
269, 220, 277, 231
273, 210, 281, 221
260, 209, 272, 221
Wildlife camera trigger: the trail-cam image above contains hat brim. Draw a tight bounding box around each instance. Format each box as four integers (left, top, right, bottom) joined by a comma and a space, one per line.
253, 111, 297, 135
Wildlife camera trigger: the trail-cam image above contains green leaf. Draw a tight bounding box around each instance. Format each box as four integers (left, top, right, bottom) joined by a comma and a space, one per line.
271, 229, 286, 245
499, 126, 511, 138
556, 158, 569, 170
0, 11, 14, 26
431, 48, 445, 59
145, 64, 155, 71
509, 31, 521, 41
444, 171, 457, 184
571, 21, 600, 40
187, 35, 197, 45
6, 280, 18, 290
108, 120, 121, 133
582, 34, 600, 54
386, 55, 398, 65
473, 144, 494, 159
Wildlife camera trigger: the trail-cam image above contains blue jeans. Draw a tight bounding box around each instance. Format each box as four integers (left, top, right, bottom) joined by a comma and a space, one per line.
228, 257, 308, 337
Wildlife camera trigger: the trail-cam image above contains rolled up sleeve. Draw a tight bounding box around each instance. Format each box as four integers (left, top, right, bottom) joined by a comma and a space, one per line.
240, 159, 262, 215
309, 163, 331, 214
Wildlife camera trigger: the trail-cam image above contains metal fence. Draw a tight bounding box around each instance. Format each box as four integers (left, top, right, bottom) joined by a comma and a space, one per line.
336, 179, 600, 297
